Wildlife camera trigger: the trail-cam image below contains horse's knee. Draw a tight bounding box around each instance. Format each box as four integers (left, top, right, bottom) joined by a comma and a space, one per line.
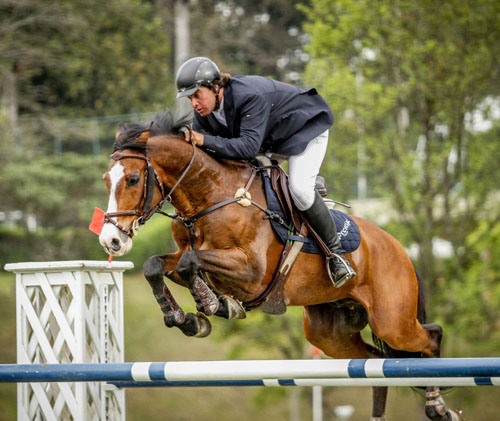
176, 251, 200, 282
143, 255, 165, 285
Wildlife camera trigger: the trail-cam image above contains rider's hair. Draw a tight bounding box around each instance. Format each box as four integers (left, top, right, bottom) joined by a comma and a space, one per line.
217, 73, 231, 88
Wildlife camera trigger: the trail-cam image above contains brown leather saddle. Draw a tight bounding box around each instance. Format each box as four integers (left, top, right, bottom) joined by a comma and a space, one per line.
247, 165, 331, 314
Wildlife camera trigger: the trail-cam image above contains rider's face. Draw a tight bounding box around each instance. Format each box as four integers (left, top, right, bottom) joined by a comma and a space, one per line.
188, 87, 217, 117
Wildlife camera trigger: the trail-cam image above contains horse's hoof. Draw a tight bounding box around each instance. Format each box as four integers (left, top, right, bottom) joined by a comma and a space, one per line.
192, 312, 212, 338
178, 312, 212, 338
216, 295, 247, 319
446, 410, 464, 421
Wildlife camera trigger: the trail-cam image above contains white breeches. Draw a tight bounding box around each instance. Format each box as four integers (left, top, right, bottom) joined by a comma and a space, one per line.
288, 130, 329, 211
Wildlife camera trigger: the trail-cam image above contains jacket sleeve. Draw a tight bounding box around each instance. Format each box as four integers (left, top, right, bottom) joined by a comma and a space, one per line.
202, 94, 270, 160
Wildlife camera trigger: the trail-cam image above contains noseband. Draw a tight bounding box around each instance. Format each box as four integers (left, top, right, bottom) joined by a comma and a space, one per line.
104, 138, 196, 237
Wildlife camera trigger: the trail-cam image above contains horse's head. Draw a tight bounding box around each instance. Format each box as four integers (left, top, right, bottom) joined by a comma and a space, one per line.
99, 110, 192, 256
100, 127, 153, 255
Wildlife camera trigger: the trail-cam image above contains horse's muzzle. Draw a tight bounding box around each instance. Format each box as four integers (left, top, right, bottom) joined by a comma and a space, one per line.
99, 223, 133, 256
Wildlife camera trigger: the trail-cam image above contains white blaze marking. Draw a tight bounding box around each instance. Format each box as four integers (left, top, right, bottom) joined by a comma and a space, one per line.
106, 162, 125, 216
99, 162, 125, 247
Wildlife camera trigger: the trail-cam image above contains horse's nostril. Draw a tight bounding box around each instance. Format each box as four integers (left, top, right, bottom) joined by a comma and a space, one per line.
111, 238, 121, 251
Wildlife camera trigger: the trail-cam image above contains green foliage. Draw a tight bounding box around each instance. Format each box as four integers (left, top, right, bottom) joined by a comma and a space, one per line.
190, 0, 310, 82
0, 153, 108, 226
0, 0, 173, 118
302, 0, 500, 351
447, 218, 500, 353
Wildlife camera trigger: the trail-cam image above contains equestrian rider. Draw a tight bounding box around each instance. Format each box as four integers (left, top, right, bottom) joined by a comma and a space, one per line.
175, 56, 355, 287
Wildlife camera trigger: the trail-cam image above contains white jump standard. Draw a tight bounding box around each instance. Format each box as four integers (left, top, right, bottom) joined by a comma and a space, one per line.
4, 260, 133, 421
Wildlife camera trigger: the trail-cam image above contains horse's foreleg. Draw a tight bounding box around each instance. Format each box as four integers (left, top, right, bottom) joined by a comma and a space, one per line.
143, 254, 212, 337
144, 255, 185, 325
176, 250, 220, 316
177, 247, 264, 319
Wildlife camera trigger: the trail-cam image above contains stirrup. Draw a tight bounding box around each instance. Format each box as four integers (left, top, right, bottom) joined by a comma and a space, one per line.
326, 253, 356, 288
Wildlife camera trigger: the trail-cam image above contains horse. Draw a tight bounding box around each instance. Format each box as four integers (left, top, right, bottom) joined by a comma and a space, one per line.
98, 110, 462, 421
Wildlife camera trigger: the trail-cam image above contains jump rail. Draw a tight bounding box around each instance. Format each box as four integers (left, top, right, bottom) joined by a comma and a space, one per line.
1, 358, 500, 388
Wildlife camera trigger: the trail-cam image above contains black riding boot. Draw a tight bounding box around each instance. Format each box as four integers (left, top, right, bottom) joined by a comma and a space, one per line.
303, 192, 356, 287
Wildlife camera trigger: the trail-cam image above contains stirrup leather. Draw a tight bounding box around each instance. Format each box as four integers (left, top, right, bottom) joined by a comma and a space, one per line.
326, 253, 355, 288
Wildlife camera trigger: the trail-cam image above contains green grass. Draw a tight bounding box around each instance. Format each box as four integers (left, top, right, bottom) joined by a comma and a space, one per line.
1, 270, 500, 420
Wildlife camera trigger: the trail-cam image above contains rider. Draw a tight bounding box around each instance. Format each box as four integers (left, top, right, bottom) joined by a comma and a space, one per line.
175, 56, 355, 287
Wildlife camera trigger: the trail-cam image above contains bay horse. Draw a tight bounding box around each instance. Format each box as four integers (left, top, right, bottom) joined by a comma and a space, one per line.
98, 111, 462, 421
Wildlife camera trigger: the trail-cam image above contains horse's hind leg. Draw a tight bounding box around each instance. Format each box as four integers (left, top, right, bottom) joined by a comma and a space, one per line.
303, 302, 380, 358
143, 254, 212, 337
303, 303, 388, 421
422, 324, 463, 420
425, 386, 463, 421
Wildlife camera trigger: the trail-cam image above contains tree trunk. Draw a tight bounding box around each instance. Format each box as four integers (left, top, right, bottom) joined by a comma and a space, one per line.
174, 0, 190, 71
1, 68, 19, 149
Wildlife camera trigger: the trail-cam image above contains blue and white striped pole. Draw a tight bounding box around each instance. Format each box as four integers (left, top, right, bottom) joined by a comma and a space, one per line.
1, 358, 500, 386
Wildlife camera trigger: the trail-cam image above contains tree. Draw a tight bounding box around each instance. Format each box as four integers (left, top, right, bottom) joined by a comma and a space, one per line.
302, 0, 500, 348
187, 0, 310, 82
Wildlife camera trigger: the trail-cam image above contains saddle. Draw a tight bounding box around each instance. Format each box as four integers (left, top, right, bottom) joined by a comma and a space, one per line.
263, 165, 361, 254
248, 162, 360, 314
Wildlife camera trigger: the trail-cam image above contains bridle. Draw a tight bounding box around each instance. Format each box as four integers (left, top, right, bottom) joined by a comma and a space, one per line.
103, 133, 197, 237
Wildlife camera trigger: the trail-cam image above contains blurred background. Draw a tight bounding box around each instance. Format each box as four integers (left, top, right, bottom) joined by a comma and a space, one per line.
1, 0, 500, 419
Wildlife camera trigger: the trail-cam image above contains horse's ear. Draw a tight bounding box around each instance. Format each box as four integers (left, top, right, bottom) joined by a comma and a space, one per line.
137, 129, 151, 143
115, 124, 126, 142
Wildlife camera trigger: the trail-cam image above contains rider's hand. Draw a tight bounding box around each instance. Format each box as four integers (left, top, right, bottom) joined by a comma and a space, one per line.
190, 131, 204, 146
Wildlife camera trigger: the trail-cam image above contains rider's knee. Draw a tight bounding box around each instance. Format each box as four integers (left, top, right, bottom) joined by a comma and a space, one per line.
288, 177, 315, 210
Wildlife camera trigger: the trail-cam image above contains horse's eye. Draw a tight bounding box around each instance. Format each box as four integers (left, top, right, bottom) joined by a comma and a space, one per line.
127, 175, 140, 187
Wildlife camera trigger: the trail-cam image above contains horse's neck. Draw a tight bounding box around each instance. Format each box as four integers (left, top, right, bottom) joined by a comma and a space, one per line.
151, 136, 248, 217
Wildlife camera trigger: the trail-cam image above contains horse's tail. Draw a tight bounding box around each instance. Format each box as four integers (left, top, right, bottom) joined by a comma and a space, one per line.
372, 265, 427, 358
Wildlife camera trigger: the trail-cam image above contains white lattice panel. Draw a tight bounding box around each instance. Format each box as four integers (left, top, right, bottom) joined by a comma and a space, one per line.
4, 261, 133, 421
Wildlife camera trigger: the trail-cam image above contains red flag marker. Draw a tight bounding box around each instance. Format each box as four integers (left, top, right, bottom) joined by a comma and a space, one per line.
89, 207, 114, 262
89, 208, 105, 235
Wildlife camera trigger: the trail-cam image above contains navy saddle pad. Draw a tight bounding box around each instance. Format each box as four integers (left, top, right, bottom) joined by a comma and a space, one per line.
261, 171, 361, 254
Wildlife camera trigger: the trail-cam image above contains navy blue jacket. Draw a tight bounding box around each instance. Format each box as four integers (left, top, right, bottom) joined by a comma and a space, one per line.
193, 76, 334, 160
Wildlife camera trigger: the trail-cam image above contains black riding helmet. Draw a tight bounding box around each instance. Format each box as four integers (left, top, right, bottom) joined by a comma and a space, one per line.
176, 57, 221, 99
